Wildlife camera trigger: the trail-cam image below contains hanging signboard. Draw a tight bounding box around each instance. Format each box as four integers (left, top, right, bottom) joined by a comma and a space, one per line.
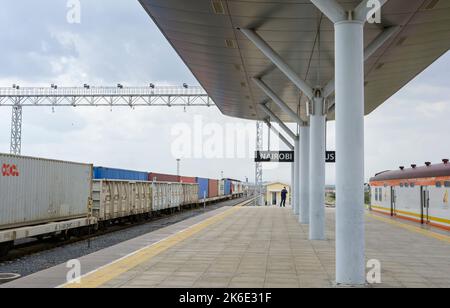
255, 151, 294, 163
326, 151, 336, 163
255, 151, 336, 163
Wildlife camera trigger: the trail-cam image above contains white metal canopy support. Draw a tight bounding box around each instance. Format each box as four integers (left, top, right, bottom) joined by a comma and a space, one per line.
258, 103, 297, 141
263, 119, 294, 150
253, 78, 305, 126
310, 0, 347, 24
240, 28, 314, 100
299, 124, 310, 224
323, 25, 400, 98
312, 0, 384, 285
294, 136, 300, 215
334, 20, 366, 284
309, 94, 326, 240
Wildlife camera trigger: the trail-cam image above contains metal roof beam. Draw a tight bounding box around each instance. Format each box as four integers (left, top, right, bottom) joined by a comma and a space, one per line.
253, 78, 305, 127
239, 28, 314, 100
310, 0, 347, 24
263, 119, 294, 150
258, 103, 298, 141
323, 26, 400, 98
364, 26, 400, 60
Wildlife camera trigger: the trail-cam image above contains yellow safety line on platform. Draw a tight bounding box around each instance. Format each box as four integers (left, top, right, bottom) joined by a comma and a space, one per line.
61, 202, 248, 288
367, 213, 450, 244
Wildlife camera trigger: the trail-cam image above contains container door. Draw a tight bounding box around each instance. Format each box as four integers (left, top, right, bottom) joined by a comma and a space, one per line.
390, 186, 396, 216
421, 186, 430, 224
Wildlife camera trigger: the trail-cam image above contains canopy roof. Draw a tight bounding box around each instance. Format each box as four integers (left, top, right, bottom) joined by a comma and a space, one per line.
139, 0, 450, 122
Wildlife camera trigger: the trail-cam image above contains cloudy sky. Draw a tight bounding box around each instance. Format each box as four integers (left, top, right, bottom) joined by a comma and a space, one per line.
0, 0, 449, 185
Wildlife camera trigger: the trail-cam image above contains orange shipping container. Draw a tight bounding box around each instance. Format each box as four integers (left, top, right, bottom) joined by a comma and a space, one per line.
208, 179, 219, 198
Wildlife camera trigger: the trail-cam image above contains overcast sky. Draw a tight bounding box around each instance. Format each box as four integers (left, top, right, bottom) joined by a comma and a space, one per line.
0, 0, 449, 185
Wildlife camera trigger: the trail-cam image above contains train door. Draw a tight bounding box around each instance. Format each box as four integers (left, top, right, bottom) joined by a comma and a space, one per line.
421, 186, 430, 224
390, 186, 397, 216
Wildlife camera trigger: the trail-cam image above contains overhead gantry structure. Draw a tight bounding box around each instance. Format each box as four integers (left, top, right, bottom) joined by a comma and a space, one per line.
139, 0, 450, 285
0, 86, 213, 155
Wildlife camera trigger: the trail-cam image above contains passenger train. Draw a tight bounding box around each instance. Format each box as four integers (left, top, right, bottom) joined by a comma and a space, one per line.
369, 159, 450, 231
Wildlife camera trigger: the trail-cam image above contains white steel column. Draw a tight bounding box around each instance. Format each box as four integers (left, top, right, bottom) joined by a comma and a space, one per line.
335, 20, 366, 285
294, 136, 300, 215
299, 125, 310, 224
291, 163, 295, 208
309, 96, 326, 240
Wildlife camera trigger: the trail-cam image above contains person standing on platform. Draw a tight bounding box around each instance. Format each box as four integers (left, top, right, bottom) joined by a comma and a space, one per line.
280, 187, 288, 208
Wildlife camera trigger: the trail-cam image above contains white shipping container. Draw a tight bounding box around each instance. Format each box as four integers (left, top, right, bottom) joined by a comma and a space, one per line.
182, 184, 199, 205
0, 153, 92, 230
219, 180, 225, 196
92, 180, 152, 221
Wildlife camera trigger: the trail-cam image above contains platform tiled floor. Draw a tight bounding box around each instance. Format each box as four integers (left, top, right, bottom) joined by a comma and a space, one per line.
100, 207, 450, 288
3, 206, 450, 288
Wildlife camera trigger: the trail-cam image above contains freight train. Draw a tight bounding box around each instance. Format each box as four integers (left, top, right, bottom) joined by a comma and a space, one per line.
369, 159, 450, 231
0, 154, 247, 256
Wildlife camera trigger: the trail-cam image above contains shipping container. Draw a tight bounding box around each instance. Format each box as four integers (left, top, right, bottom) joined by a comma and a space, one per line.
197, 177, 209, 199
219, 180, 225, 196
180, 176, 196, 184
182, 183, 199, 204
224, 179, 232, 196
152, 182, 171, 211
208, 179, 219, 198
148, 172, 180, 183
0, 153, 92, 230
92, 180, 152, 221
93, 167, 147, 181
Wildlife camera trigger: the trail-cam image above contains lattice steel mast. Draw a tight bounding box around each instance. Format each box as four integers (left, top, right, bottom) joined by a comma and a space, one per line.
254, 121, 264, 206
10, 101, 22, 155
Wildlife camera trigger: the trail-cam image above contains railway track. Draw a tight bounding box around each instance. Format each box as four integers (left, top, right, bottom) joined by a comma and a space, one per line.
0, 197, 254, 266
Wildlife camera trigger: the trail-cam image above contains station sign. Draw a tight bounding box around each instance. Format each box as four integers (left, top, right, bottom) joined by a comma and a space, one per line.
255, 151, 336, 163
255, 151, 294, 163
326, 151, 336, 163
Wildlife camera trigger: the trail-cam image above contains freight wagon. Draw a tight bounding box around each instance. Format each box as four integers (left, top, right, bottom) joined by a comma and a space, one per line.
369, 160, 450, 231
92, 180, 198, 223
0, 154, 95, 256
0, 155, 246, 257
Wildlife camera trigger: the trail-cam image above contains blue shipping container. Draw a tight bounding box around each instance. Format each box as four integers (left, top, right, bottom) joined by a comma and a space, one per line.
224, 179, 232, 196
93, 167, 148, 181
196, 177, 209, 199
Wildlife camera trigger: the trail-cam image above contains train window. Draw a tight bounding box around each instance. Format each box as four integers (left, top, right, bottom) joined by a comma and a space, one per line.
445, 181, 450, 188
410, 183, 415, 188
374, 188, 378, 201
400, 183, 404, 188
436, 182, 442, 188
404, 183, 409, 188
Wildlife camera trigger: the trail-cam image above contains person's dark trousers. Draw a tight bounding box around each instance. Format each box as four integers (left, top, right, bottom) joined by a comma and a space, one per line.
280, 198, 286, 207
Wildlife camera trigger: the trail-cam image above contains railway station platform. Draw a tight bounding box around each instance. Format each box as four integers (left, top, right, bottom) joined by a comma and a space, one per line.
2, 201, 450, 288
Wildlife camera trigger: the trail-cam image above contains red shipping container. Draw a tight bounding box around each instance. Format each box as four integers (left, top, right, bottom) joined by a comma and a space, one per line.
208, 179, 219, 198
148, 172, 180, 182
180, 176, 196, 184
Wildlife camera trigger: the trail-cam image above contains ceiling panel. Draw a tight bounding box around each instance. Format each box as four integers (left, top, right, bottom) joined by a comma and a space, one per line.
139, 0, 450, 122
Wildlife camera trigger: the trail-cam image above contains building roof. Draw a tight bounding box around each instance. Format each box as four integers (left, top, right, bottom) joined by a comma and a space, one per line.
370, 161, 450, 182
139, 0, 450, 122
